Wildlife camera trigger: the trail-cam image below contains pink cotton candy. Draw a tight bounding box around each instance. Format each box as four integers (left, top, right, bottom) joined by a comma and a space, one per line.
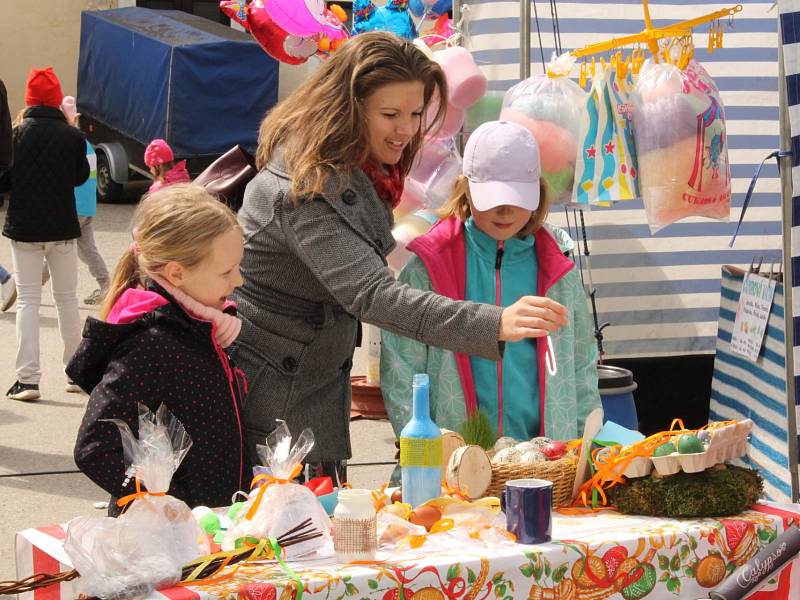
499, 109, 577, 173
433, 46, 488, 109
409, 138, 452, 183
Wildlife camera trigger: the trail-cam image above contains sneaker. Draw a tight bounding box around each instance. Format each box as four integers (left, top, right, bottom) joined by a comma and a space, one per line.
65, 379, 83, 393
83, 288, 104, 305
1, 276, 16, 312
6, 381, 40, 401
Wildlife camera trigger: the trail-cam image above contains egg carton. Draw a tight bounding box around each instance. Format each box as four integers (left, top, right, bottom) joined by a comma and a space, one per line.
650, 419, 753, 477
597, 419, 753, 479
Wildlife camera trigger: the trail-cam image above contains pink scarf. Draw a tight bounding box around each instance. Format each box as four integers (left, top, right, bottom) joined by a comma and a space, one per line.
149, 274, 241, 348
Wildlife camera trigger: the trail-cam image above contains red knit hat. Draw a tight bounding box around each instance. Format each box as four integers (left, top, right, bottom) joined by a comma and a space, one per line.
24, 67, 64, 108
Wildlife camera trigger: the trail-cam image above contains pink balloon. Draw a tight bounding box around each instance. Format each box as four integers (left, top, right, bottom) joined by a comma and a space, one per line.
387, 213, 435, 272
500, 109, 577, 173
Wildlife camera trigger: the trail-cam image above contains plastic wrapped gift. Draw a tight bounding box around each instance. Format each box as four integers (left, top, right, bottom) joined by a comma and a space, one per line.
223, 420, 333, 559
64, 404, 209, 600
633, 59, 731, 233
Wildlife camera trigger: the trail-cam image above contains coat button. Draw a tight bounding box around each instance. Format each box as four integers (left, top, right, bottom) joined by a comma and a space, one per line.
342, 189, 357, 205
282, 357, 297, 372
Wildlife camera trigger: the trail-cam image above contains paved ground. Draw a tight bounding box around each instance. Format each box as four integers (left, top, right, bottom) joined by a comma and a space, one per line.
0, 200, 396, 582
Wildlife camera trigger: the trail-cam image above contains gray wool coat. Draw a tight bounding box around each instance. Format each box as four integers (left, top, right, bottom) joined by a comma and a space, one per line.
232, 152, 503, 464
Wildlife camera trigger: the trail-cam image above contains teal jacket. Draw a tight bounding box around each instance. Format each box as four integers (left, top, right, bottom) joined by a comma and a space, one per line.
380, 217, 600, 441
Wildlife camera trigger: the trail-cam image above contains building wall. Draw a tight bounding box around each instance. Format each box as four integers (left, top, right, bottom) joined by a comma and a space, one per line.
0, 1, 118, 117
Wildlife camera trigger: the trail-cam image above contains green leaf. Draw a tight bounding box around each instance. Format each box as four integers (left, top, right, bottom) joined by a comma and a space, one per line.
659, 572, 670, 582
345, 583, 358, 596
544, 562, 551, 577
520, 564, 534, 578
758, 528, 771, 541
689, 536, 698, 550
553, 564, 568, 584
503, 597, 514, 600
684, 567, 695, 578
666, 577, 681, 595
726, 562, 736, 575
658, 555, 670, 570
533, 562, 543, 580
447, 564, 461, 581
680, 545, 690, 561
769, 530, 778, 543
523, 550, 538, 560
670, 554, 681, 571
496, 584, 507, 597
343, 576, 352, 583
508, 581, 515, 593
492, 573, 503, 585
367, 580, 379, 590
467, 568, 477, 585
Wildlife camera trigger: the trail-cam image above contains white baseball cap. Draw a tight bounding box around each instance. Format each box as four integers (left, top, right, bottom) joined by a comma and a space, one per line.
462, 120, 541, 212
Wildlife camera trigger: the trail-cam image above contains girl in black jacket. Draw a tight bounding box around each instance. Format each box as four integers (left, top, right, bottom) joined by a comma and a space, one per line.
67, 185, 250, 514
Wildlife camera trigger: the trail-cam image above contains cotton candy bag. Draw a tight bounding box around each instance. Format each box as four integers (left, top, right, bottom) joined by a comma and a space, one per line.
500, 53, 587, 205
223, 420, 333, 559
633, 59, 731, 232
64, 404, 208, 599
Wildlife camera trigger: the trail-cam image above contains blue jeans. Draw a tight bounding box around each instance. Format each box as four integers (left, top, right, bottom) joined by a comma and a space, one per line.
0, 263, 9, 284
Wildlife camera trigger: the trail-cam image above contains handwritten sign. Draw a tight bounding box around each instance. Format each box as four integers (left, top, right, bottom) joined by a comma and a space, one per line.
730, 273, 776, 362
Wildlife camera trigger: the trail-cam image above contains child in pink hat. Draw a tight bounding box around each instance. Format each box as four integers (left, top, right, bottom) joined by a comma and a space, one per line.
144, 138, 190, 193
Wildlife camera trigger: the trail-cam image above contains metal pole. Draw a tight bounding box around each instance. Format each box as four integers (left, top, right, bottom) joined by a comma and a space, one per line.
452, 0, 461, 31
778, 41, 799, 501
521, 1, 531, 79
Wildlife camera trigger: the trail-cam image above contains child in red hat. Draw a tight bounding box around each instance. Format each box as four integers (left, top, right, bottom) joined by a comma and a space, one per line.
144, 138, 190, 193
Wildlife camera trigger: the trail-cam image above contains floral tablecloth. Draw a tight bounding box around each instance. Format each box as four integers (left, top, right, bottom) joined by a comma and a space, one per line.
15, 503, 800, 600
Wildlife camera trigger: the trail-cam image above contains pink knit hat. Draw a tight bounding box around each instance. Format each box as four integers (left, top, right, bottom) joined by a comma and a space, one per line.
144, 139, 174, 167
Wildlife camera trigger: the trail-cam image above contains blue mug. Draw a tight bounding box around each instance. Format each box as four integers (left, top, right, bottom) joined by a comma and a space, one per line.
501, 478, 553, 544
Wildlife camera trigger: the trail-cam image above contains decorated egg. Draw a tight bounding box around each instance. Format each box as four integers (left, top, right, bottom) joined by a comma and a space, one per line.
530, 436, 552, 449
492, 447, 521, 463
541, 441, 567, 460
697, 430, 712, 443
653, 442, 676, 457
520, 450, 547, 463
493, 436, 518, 451
514, 441, 536, 454
409, 505, 442, 531
677, 434, 704, 454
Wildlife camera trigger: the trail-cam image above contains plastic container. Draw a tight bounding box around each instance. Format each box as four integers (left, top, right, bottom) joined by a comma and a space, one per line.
400, 374, 443, 507
598, 365, 639, 431
333, 489, 377, 563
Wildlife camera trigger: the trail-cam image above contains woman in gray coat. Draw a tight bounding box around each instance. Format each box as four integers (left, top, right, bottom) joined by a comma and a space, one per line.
233, 32, 568, 481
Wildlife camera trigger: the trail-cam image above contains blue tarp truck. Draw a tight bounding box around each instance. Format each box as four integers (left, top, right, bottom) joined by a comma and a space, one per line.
78, 7, 278, 202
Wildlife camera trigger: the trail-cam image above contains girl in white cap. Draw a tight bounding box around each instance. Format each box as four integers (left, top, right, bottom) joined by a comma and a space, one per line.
382, 120, 600, 444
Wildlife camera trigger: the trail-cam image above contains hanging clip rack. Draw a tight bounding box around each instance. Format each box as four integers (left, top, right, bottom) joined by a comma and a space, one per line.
570, 2, 742, 62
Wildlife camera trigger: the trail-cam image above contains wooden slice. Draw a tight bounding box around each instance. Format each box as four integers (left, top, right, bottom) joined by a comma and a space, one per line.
446, 444, 492, 499
440, 429, 466, 482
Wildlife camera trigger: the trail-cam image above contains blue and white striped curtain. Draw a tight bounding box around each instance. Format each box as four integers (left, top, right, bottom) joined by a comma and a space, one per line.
779, 0, 800, 500
463, 0, 781, 358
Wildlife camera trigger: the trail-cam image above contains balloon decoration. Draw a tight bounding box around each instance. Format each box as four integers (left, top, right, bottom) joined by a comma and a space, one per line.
352, 0, 417, 40
387, 211, 437, 272
221, 0, 348, 64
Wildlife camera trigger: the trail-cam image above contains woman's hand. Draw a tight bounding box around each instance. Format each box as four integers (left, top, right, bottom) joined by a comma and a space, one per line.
499, 296, 569, 342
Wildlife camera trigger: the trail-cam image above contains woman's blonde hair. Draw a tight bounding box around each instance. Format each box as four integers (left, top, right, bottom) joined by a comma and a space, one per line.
439, 175, 551, 237
101, 184, 241, 319
256, 31, 447, 201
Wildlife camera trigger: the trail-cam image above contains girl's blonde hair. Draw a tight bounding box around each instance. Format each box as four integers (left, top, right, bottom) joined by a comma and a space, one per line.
439, 175, 551, 237
255, 31, 447, 202
102, 184, 241, 319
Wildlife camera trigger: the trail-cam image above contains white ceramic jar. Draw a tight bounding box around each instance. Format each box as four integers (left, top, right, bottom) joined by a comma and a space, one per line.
333, 488, 377, 562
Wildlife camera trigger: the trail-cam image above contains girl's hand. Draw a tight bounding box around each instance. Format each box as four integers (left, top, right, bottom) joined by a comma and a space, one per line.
498, 296, 569, 342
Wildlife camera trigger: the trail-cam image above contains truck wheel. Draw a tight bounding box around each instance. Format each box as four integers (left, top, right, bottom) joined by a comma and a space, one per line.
96, 151, 125, 203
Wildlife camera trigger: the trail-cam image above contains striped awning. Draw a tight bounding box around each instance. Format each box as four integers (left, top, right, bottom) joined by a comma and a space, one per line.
463, 0, 781, 358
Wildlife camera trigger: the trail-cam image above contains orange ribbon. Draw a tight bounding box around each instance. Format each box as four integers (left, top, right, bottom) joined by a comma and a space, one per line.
245, 464, 303, 520
116, 479, 166, 508
408, 518, 455, 549
371, 483, 390, 512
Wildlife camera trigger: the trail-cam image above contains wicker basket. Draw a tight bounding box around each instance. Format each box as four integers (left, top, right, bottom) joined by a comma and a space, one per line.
484, 454, 578, 507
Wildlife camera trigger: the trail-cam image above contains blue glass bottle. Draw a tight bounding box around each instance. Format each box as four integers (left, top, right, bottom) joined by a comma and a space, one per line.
400, 373, 442, 507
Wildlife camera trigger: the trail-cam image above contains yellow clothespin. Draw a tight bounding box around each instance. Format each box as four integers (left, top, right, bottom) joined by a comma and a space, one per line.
579, 60, 588, 88
716, 22, 724, 49
591, 57, 597, 79
631, 47, 645, 74
707, 24, 716, 53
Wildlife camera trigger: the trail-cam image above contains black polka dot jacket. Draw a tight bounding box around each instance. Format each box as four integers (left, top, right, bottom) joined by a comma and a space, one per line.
67, 282, 251, 513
